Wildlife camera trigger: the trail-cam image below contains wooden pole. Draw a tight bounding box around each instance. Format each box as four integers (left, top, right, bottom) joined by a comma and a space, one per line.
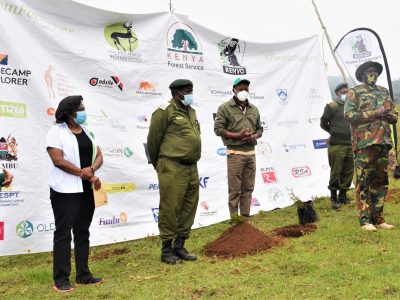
311, 0, 347, 83
168, 0, 175, 13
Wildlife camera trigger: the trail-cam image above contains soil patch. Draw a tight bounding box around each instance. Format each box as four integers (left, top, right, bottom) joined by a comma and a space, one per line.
204, 222, 283, 258
271, 224, 317, 238
91, 247, 130, 261
386, 189, 400, 203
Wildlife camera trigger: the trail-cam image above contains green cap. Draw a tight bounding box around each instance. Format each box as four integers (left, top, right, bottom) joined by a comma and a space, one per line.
233, 78, 250, 87
169, 79, 193, 90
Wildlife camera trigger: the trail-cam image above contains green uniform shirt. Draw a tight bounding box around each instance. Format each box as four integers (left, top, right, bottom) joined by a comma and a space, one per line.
147, 98, 201, 169
214, 98, 263, 151
344, 83, 397, 151
320, 99, 352, 145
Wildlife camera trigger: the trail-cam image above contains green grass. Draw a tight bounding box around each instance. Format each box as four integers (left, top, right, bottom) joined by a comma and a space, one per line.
2, 186, 400, 299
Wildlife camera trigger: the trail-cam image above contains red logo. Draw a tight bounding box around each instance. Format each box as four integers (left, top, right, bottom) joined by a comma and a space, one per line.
89, 77, 98, 86
292, 166, 312, 178
261, 169, 277, 184
200, 201, 209, 211
111, 76, 124, 91
0, 222, 4, 240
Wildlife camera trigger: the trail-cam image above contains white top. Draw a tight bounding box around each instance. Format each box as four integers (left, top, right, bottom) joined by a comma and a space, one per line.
46, 123, 97, 193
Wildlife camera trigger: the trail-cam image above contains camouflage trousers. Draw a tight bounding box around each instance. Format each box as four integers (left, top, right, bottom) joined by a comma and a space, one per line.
354, 145, 389, 226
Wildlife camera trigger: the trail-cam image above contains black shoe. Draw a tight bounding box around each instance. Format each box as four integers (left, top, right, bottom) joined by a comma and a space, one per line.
76, 276, 104, 285
161, 239, 183, 265
338, 190, 350, 204
53, 282, 74, 293
173, 237, 197, 261
330, 190, 341, 209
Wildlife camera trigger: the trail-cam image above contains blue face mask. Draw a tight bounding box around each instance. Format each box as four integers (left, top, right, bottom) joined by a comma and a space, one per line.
73, 111, 87, 124
178, 91, 193, 106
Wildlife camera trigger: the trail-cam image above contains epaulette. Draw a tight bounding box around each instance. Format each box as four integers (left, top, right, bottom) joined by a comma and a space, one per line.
158, 100, 172, 110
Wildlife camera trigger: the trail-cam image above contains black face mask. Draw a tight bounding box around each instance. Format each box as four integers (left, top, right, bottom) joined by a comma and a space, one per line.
362, 73, 378, 86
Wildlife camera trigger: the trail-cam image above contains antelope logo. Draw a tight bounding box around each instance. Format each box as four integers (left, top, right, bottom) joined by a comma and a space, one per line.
104, 21, 138, 52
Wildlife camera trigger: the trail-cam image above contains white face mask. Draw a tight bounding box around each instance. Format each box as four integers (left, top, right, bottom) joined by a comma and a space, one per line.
235, 90, 249, 102
340, 94, 347, 101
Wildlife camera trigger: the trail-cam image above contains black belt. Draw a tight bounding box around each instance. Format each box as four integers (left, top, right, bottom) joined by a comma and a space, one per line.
160, 156, 195, 166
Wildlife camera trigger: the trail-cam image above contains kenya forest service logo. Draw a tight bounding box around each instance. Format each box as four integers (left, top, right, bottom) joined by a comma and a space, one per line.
292, 166, 312, 178
0, 135, 18, 161
261, 167, 278, 184
218, 37, 246, 75
350, 35, 371, 59
16, 220, 33, 238
167, 22, 204, 70
276, 89, 288, 103
136, 81, 162, 97
0, 54, 8, 65
0, 101, 26, 118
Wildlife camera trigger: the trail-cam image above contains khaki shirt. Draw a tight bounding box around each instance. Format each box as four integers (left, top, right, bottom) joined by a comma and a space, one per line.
147, 98, 201, 169
214, 98, 263, 151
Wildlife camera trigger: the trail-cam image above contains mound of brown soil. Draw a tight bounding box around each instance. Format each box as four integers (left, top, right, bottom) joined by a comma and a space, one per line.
271, 224, 317, 238
204, 222, 282, 258
386, 189, 400, 203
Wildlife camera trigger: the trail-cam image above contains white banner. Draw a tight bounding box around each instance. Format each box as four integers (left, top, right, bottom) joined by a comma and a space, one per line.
334, 28, 390, 88
0, 0, 331, 255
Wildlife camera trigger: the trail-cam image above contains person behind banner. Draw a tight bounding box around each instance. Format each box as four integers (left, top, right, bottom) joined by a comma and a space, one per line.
147, 79, 201, 265
320, 83, 354, 209
214, 78, 263, 221
344, 61, 398, 231
0, 168, 13, 191
46, 95, 104, 292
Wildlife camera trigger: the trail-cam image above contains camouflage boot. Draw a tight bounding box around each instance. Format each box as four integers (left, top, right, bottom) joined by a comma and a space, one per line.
161, 240, 182, 265
330, 190, 341, 209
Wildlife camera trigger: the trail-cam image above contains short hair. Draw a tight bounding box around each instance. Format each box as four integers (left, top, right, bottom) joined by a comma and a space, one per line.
55, 95, 83, 124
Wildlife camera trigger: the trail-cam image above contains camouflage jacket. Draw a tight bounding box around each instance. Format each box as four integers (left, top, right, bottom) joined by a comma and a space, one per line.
344, 83, 397, 151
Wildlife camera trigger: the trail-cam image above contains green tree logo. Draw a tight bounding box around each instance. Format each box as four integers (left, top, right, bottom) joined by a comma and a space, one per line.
16, 220, 33, 238
167, 23, 202, 54
104, 22, 139, 52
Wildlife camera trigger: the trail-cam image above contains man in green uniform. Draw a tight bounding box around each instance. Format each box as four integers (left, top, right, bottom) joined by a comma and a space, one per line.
320, 83, 354, 209
147, 79, 201, 264
344, 61, 397, 231
214, 78, 263, 220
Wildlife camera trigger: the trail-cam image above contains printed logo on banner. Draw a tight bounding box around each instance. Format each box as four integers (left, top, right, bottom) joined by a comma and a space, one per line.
0, 186, 23, 207
0, 55, 31, 86
0, 134, 18, 169
292, 166, 312, 178
350, 35, 371, 59
250, 92, 265, 100
137, 115, 150, 130
104, 21, 142, 63
0, 101, 26, 118
151, 208, 159, 222
306, 88, 323, 103
148, 183, 159, 190
218, 37, 247, 75
105, 183, 136, 193
268, 188, 286, 203
89, 76, 123, 91
100, 146, 133, 158
256, 141, 272, 156
44, 65, 78, 100
217, 147, 226, 156
261, 167, 278, 184
211, 89, 233, 97
283, 143, 306, 153
306, 117, 320, 124
276, 89, 288, 104
167, 22, 204, 71
251, 197, 260, 207
135, 82, 162, 97
276, 119, 299, 128
0, 221, 4, 240
265, 52, 319, 63
313, 139, 328, 149
199, 177, 210, 189
98, 212, 128, 227
47, 107, 55, 116
260, 117, 269, 131
0, 54, 8, 65
199, 201, 218, 216
16, 220, 33, 238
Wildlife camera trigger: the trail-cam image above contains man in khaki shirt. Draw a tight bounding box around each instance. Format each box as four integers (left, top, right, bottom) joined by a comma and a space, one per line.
214, 78, 263, 220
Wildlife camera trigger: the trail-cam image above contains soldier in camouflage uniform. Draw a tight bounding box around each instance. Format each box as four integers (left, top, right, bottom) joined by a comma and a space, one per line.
321, 83, 354, 209
147, 79, 201, 264
344, 61, 398, 231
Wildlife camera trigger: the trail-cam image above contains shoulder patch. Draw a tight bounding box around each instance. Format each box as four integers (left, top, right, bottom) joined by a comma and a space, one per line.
158, 101, 171, 110
328, 101, 338, 109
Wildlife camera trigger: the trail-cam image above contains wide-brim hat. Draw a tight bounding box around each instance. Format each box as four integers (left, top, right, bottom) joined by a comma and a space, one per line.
355, 61, 383, 81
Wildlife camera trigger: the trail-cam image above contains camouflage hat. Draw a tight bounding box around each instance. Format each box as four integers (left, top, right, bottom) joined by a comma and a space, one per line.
355, 61, 383, 81
169, 79, 193, 90
233, 78, 250, 87
334, 83, 348, 93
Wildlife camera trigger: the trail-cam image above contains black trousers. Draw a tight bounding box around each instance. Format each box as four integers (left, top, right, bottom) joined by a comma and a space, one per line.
50, 188, 95, 285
